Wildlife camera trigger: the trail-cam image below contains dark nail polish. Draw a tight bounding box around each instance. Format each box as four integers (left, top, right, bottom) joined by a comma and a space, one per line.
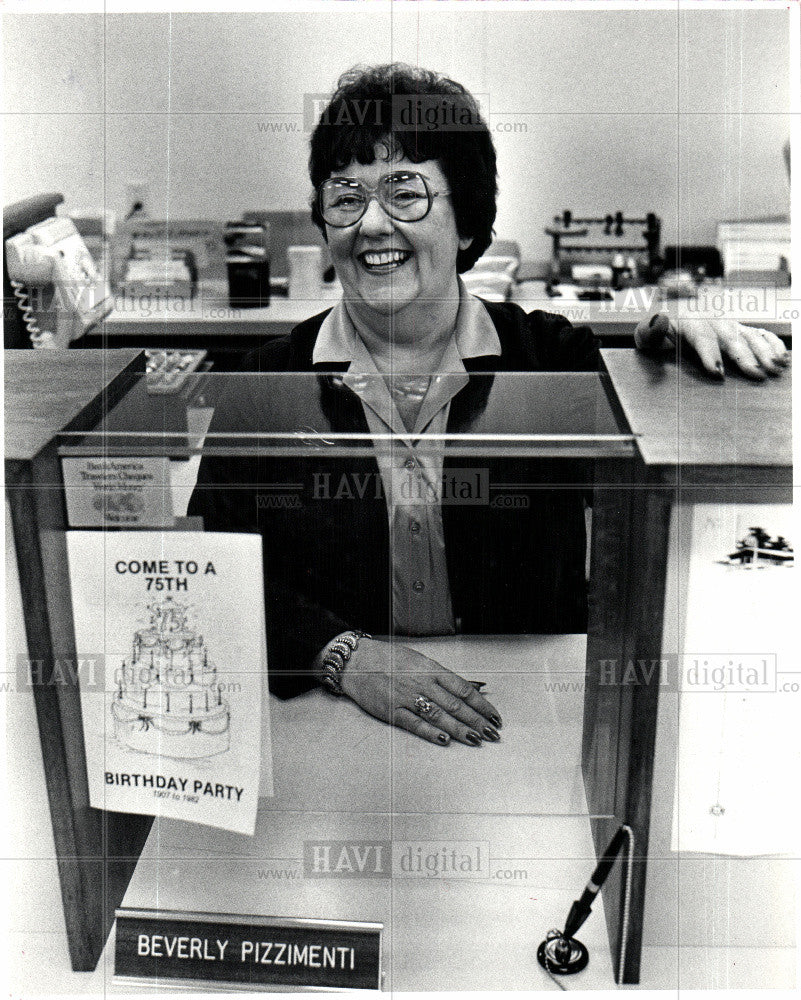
436, 733, 450, 746
465, 731, 482, 746
469, 681, 486, 691
714, 361, 725, 377
489, 713, 502, 728
482, 726, 500, 742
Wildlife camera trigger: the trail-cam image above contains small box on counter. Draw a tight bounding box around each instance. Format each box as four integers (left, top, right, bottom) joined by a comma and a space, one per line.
224, 222, 270, 308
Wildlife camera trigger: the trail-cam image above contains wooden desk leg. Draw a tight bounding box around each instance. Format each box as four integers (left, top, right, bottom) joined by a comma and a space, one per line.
583, 459, 673, 984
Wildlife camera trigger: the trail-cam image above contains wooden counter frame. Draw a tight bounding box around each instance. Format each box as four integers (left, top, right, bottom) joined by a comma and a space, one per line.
5, 351, 153, 970
583, 459, 674, 984
6, 347, 791, 983
582, 348, 793, 984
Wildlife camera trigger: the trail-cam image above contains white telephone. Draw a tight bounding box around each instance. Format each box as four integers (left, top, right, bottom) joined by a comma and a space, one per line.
5, 216, 112, 348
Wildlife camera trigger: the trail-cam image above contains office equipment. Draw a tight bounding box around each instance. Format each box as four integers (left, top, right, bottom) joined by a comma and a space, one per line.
5, 215, 112, 348
68, 209, 117, 270
287, 244, 323, 300
657, 269, 697, 299
242, 209, 326, 278
537, 825, 631, 977
224, 221, 270, 307
3, 192, 64, 347
545, 210, 662, 288
123, 219, 223, 275
716, 216, 790, 285
461, 252, 519, 301
662, 245, 723, 281
121, 251, 197, 300
461, 240, 521, 301
145, 348, 208, 394
538, 928, 589, 975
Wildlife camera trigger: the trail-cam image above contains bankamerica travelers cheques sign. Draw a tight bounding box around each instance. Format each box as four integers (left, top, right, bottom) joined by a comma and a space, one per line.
66, 531, 271, 835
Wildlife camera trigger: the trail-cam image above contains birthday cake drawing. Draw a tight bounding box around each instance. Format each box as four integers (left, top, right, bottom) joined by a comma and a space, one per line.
111, 597, 231, 759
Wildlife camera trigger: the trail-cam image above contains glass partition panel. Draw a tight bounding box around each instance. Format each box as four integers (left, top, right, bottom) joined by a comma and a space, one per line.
56, 370, 638, 827
57, 371, 635, 459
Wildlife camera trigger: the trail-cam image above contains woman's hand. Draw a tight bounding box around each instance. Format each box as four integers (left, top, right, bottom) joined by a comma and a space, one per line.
635, 314, 790, 380
337, 638, 503, 747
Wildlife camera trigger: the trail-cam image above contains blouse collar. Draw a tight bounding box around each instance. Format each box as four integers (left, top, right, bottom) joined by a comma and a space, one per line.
311, 277, 502, 369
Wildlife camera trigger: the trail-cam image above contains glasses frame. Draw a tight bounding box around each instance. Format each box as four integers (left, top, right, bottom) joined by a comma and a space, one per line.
316, 170, 449, 228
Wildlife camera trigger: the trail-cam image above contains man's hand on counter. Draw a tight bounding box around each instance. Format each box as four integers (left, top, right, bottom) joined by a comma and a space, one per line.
635, 314, 790, 380
333, 638, 503, 747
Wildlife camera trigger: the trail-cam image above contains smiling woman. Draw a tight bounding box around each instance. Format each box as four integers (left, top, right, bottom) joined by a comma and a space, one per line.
309, 65, 497, 274
187, 62, 789, 749
322, 156, 470, 371
308, 65, 498, 375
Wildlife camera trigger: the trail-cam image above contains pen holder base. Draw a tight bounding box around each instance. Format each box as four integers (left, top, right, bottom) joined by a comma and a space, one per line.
537, 930, 589, 975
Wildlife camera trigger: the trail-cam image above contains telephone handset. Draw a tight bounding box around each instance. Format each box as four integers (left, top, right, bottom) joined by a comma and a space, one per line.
5, 216, 112, 348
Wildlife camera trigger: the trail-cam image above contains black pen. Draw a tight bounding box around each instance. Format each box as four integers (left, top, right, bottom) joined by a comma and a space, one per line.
562, 826, 628, 940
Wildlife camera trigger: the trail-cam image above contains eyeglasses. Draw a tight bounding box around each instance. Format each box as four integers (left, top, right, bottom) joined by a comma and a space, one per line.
317, 170, 449, 228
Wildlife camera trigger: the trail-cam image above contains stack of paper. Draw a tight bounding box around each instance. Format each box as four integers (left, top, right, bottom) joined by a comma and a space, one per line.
716, 216, 790, 279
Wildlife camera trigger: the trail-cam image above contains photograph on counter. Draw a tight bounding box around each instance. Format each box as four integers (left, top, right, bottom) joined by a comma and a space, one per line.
2, 0, 795, 995
65, 531, 270, 834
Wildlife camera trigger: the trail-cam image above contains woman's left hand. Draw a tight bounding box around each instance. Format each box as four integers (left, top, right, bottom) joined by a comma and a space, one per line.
635, 315, 790, 380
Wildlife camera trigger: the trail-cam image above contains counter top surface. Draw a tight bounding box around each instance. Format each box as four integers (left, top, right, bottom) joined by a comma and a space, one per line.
121, 633, 618, 991
103, 281, 341, 337
513, 279, 794, 329
601, 347, 792, 474
101, 280, 792, 342
4, 349, 144, 461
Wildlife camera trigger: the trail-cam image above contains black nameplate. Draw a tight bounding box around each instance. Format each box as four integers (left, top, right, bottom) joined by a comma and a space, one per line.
115, 908, 382, 990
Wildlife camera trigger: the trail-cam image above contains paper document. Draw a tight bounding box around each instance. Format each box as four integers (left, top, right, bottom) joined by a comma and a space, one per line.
66, 531, 270, 835
672, 504, 798, 856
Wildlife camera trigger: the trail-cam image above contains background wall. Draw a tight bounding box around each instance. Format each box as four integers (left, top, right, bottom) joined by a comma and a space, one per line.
2, 6, 791, 269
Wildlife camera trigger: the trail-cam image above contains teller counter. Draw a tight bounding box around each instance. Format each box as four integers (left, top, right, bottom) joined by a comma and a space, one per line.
512, 279, 794, 344
7, 356, 793, 989
89, 279, 792, 370
115, 635, 617, 992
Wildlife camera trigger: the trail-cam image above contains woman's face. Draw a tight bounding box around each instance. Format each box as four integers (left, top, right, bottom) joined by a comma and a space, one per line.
324, 148, 472, 316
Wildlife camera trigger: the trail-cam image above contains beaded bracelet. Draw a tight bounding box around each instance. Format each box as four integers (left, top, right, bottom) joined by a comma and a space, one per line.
321, 630, 371, 695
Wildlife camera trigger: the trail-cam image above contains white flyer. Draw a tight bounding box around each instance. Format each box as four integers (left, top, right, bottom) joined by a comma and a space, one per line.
66, 531, 271, 835
671, 504, 798, 856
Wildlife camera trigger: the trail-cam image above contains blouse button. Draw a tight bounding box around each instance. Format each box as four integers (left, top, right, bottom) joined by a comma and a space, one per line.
409, 520, 421, 534
412, 580, 425, 593
404, 456, 416, 471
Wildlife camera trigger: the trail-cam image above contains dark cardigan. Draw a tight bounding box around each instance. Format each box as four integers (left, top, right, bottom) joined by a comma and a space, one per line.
188, 300, 599, 698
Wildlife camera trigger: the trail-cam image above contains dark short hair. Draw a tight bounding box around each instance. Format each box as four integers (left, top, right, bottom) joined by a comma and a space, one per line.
309, 63, 497, 273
